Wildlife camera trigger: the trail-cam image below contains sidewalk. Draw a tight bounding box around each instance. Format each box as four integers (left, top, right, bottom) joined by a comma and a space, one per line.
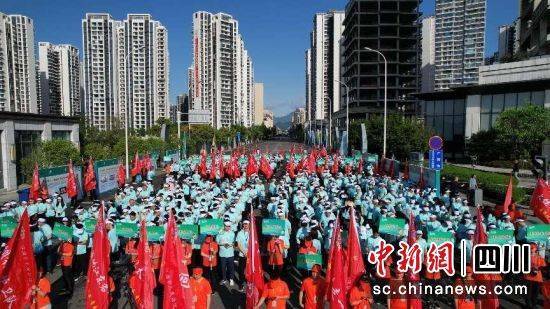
452, 163, 537, 189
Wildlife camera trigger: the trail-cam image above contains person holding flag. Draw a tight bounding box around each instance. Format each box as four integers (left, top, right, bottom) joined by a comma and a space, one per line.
254, 271, 290, 309
299, 264, 326, 309
349, 274, 374, 309
190, 266, 212, 309
129, 221, 156, 309
84, 158, 97, 200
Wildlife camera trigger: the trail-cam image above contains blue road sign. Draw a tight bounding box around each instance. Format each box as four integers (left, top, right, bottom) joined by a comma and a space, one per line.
429, 149, 443, 170
429, 136, 444, 150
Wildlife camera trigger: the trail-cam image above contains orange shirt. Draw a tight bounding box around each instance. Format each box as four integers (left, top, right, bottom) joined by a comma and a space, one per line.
182, 241, 193, 266
59, 242, 75, 267
268, 239, 284, 266
201, 241, 219, 267
150, 243, 163, 270
32, 277, 51, 309
298, 245, 317, 255
454, 278, 476, 309
300, 277, 326, 309
262, 279, 290, 309
388, 279, 407, 309
541, 281, 550, 309
125, 240, 138, 263
349, 284, 373, 309
525, 254, 546, 282
191, 277, 212, 308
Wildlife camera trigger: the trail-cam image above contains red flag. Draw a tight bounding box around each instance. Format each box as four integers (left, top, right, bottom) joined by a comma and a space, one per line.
0, 209, 37, 308
502, 175, 514, 214
131, 152, 140, 177
389, 160, 395, 178
346, 207, 365, 290
117, 164, 126, 187
327, 222, 347, 308
40, 179, 49, 199
418, 166, 425, 190
198, 150, 208, 178
218, 151, 225, 179
531, 179, 550, 223
159, 213, 193, 309
66, 160, 78, 198
246, 154, 258, 177
331, 155, 340, 175
357, 157, 363, 174
473, 207, 487, 246
209, 151, 217, 180
129, 221, 156, 309
403, 161, 410, 181
30, 163, 41, 200
84, 159, 97, 192
259, 155, 273, 179
325, 217, 340, 296
245, 205, 265, 309
286, 158, 296, 179
85, 203, 111, 309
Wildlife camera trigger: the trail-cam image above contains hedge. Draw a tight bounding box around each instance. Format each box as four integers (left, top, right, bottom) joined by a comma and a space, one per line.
441, 164, 527, 204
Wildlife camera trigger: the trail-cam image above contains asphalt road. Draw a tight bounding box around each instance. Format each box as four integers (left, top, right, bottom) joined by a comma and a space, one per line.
50, 138, 538, 308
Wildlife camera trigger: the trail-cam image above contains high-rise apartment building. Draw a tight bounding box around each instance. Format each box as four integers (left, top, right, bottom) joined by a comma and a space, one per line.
82, 13, 169, 130
498, 21, 520, 61
82, 13, 120, 130
434, 0, 486, 90
189, 11, 255, 129
421, 16, 436, 93
253, 83, 264, 126
308, 11, 345, 121
0, 13, 37, 113
305, 49, 312, 122
340, 0, 421, 121
38, 42, 81, 116
518, 0, 549, 56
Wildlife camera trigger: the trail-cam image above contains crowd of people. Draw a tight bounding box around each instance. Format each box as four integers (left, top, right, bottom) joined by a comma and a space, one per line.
0, 144, 549, 308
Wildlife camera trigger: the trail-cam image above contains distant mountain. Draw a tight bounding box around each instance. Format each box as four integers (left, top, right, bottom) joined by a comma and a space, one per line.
274, 113, 292, 129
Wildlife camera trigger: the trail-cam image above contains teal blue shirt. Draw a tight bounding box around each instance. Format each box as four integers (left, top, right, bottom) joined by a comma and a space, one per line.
216, 230, 235, 258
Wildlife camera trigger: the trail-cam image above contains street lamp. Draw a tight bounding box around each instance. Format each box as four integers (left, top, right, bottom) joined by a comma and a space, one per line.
125, 44, 146, 179
327, 96, 332, 149
363, 47, 388, 158
335, 79, 349, 155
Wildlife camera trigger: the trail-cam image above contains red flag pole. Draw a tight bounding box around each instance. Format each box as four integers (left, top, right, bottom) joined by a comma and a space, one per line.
85, 203, 111, 309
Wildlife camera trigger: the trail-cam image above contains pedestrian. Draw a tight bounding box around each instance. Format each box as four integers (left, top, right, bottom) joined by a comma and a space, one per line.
58, 236, 75, 295
349, 274, 373, 309
255, 271, 290, 309
190, 267, 212, 309
31, 269, 51, 309
236, 219, 250, 290
525, 243, 546, 307
182, 238, 193, 267
125, 237, 139, 263
73, 223, 88, 279
267, 235, 285, 273
201, 235, 219, 288
512, 159, 520, 180
216, 221, 236, 286
453, 266, 477, 309
299, 264, 325, 309
37, 218, 54, 273
468, 174, 477, 204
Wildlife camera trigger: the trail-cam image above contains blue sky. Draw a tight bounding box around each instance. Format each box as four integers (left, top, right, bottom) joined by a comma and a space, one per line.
1, 0, 518, 116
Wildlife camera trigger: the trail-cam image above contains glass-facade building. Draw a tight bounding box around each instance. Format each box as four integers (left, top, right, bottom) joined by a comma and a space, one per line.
418, 79, 550, 158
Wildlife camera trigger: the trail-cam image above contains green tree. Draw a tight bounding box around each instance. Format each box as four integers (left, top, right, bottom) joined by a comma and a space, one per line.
21, 140, 81, 182
466, 129, 511, 162
349, 115, 432, 160
493, 105, 550, 158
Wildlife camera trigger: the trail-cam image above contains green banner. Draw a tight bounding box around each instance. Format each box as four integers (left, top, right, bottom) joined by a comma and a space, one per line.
115, 222, 138, 238
488, 229, 515, 245
379, 217, 406, 236
53, 223, 73, 241
147, 226, 165, 242
0, 222, 17, 238
178, 224, 199, 240
262, 219, 286, 236
199, 219, 223, 235
83, 219, 97, 234
296, 254, 323, 270
428, 231, 454, 245
0, 216, 17, 225
526, 224, 550, 243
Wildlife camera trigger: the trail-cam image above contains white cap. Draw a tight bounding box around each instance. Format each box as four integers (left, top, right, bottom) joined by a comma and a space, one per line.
62, 217, 69, 222
37, 218, 46, 223
243, 220, 250, 224
467, 230, 475, 235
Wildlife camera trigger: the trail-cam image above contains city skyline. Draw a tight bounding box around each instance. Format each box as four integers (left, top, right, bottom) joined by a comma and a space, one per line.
1, 0, 518, 116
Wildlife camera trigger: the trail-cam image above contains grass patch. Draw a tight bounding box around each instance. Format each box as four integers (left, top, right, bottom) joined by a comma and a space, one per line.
441, 164, 527, 203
